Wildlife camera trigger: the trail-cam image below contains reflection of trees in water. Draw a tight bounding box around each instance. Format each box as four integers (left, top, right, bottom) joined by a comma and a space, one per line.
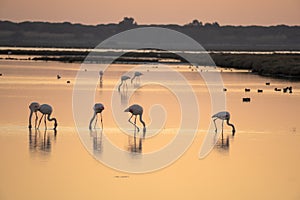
29, 129, 57, 154
90, 129, 102, 154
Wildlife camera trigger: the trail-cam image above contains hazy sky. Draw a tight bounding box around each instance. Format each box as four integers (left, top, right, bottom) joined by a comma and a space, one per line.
0, 0, 299, 25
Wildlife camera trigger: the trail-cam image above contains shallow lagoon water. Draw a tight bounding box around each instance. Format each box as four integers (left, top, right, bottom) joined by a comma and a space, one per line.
0, 60, 300, 200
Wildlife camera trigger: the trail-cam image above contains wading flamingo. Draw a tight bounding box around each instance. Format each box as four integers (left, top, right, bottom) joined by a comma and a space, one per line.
37, 104, 57, 130
89, 103, 105, 130
131, 71, 143, 84
124, 104, 146, 137
212, 111, 235, 138
28, 102, 40, 129
118, 75, 131, 91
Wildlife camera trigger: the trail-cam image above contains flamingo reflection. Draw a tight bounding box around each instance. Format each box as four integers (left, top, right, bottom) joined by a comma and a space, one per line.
127, 135, 143, 154
119, 88, 128, 106
29, 129, 57, 154
90, 129, 103, 153
213, 134, 230, 154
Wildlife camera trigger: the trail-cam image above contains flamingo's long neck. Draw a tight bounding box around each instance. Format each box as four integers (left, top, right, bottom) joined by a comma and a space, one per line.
139, 114, 146, 128
89, 112, 97, 129
118, 80, 124, 91
131, 75, 136, 84
47, 113, 57, 129
139, 114, 146, 138
226, 119, 235, 135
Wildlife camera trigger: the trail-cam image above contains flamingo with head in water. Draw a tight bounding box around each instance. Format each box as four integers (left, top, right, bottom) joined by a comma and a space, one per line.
131, 71, 143, 84
124, 104, 146, 137
28, 102, 40, 129
37, 104, 57, 130
89, 103, 105, 130
212, 111, 235, 138
118, 75, 131, 91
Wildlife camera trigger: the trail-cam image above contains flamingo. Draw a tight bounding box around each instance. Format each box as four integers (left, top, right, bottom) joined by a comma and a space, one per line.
89, 103, 105, 130
212, 111, 235, 138
37, 104, 57, 130
28, 102, 40, 129
99, 70, 104, 83
124, 104, 146, 136
131, 71, 143, 84
118, 75, 131, 91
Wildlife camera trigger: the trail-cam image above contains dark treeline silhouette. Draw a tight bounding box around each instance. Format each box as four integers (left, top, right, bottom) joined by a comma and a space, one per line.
0, 17, 299, 50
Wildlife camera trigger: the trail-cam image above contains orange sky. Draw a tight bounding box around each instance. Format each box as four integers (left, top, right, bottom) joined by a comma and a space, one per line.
0, 0, 299, 25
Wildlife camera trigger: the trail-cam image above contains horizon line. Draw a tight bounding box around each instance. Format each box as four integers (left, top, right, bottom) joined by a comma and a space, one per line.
1, 18, 299, 27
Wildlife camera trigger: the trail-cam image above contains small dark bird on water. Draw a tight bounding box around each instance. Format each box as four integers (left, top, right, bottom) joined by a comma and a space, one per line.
257, 89, 263, 93
274, 88, 281, 92
67, 80, 71, 84
57, 75, 61, 79
242, 97, 251, 102
245, 88, 251, 92
266, 82, 270, 85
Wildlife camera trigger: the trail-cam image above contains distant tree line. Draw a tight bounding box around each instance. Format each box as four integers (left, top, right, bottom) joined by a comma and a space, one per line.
0, 17, 299, 50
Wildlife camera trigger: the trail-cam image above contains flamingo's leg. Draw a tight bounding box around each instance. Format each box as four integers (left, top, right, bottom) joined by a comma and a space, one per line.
134, 115, 140, 132
128, 114, 139, 132
34, 112, 38, 129
38, 114, 44, 129
213, 118, 218, 133
100, 112, 103, 129
44, 114, 47, 130
94, 114, 98, 129
221, 120, 224, 139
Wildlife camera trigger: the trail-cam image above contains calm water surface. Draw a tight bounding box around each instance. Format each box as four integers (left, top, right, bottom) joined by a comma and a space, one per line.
0, 60, 300, 200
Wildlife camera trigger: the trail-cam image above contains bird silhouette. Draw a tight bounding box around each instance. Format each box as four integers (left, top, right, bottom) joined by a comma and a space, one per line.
124, 104, 146, 137
99, 70, 104, 82
37, 104, 57, 130
131, 71, 143, 84
274, 87, 281, 92
89, 103, 105, 130
212, 111, 235, 138
28, 102, 40, 129
118, 75, 131, 91
57, 75, 61, 79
